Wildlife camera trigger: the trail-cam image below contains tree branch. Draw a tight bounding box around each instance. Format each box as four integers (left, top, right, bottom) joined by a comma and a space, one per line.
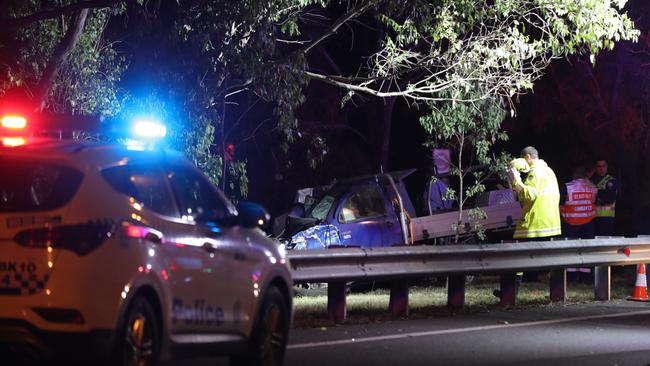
299, 0, 378, 55
32, 9, 89, 110
3, 0, 125, 30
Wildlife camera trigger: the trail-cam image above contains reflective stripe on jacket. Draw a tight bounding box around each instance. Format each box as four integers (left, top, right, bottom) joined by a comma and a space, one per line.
560, 178, 597, 226
514, 159, 561, 239
595, 174, 616, 217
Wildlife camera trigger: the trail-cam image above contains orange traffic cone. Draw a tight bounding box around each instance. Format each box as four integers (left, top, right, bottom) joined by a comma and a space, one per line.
628, 264, 650, 302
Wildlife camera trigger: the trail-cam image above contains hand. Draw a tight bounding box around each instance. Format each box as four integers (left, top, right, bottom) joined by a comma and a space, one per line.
507, 167, 521, 186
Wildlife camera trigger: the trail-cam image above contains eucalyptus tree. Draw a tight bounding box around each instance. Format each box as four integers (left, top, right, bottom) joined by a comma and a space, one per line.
1, 0, 640, 207
0, 0, 127, 114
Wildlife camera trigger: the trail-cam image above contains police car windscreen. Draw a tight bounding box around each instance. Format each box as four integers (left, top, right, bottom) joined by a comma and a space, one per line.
0, 157, 83, 212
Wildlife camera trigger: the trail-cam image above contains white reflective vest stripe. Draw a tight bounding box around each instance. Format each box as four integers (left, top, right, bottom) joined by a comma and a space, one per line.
560, 178, 597, 226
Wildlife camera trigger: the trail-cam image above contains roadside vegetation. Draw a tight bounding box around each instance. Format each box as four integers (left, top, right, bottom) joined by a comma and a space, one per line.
293, 269, 637, 328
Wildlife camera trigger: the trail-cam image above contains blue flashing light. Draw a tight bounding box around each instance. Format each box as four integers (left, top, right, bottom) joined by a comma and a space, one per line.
133, 119, 167, 139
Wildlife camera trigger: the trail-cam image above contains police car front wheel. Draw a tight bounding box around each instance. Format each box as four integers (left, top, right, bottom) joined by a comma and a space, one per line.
231, 286, 289, 366
117, 296, 160, 366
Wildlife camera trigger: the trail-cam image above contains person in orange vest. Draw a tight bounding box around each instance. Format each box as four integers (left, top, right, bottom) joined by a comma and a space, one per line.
561, 164, 599, 282
560, 165, 598, 239
591, 158, 618, 236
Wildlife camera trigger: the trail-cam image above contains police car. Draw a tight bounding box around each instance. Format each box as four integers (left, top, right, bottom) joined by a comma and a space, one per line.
0, 113, 293, 365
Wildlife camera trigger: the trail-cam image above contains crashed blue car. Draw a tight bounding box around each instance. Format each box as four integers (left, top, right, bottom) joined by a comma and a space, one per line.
283, 170, 417, 249
279, 169, 520, 250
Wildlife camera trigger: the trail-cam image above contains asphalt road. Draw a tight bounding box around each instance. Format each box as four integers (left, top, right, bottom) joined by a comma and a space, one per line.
169, 300, 650, 366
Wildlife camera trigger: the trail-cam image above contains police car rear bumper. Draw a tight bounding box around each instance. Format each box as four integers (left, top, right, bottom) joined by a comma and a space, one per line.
0, 319, 113, 364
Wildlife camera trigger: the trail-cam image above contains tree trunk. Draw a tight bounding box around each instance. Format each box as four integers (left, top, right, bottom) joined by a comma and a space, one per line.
32, 9, 89, 111
379, 97, 396, 171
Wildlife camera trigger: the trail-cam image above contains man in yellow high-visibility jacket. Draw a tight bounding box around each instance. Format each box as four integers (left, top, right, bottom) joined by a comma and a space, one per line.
511, 146, 561, 239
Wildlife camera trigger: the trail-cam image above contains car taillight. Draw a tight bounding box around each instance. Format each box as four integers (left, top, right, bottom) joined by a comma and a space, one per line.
13, 223, 113, 256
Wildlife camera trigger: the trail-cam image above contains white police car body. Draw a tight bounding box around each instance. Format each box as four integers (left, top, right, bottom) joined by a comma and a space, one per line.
0, 115, 292, 365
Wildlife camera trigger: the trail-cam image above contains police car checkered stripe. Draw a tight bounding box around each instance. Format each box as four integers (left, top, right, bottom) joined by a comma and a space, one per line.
1, 273, 50, 295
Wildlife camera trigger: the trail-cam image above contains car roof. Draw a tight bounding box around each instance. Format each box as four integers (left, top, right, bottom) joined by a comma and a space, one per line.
0, 139, 188, 167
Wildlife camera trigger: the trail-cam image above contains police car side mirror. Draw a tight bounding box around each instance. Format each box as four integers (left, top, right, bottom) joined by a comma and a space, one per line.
235, 201, 271, 229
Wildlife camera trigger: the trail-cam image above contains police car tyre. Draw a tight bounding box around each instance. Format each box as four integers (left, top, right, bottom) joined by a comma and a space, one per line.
231, 286, 289, 366
115, 296, 160, 366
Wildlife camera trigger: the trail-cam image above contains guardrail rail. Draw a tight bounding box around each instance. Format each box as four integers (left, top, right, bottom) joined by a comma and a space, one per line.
287, 237, 650, 323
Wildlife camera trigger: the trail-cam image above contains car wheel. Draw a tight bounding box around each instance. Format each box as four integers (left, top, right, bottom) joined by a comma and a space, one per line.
231, 286, 289, 366
117, 296, 160, 366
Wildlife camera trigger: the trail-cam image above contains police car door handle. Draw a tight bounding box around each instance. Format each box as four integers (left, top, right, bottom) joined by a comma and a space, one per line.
234, 251, 246, 261
145, 231, 162, 245
202, 242, 217, 254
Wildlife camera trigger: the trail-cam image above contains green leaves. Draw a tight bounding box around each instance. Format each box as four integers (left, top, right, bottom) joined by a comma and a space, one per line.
3, 2, 126, 116
421, 88, 508, 242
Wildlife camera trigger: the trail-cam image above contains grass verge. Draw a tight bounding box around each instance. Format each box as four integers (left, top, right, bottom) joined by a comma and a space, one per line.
293, 270, 637, 328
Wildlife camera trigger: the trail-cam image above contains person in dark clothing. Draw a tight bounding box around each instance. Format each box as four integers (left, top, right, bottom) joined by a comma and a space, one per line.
591, 159, 617, 236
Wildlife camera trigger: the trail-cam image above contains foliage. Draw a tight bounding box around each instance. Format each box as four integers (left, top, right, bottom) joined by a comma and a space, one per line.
1, 0, 126, 115
0, 0, 640, 206
327, 0, 639, 109
421, 89, 510, 242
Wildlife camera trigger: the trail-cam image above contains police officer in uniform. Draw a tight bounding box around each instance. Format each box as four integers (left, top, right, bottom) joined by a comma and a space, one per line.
591, 158, 617, 236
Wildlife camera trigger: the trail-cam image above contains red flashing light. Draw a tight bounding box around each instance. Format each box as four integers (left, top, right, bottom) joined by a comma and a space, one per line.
624, 247, 631, 256
1, 114, 27, 129
2, 137, 25, 147
126, 225, 146, 238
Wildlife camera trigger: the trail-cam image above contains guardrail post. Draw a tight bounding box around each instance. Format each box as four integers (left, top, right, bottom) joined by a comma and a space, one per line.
549, 269, 566, 302
499, 273, 517, 306
389, 280, 409, 317
594, 265, 611, 300
447, 276, 465, 309
327, 282, 347, 323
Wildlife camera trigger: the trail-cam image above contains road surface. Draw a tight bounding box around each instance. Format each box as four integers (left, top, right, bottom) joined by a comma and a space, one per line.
169, 300, 650, 366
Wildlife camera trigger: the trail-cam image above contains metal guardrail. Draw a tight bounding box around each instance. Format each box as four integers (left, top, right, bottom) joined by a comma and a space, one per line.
287, 237, 650, 322
288, 237, 650, 282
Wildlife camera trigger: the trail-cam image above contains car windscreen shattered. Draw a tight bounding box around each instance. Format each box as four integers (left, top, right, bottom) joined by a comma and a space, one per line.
309, 195, 335, 222
0, 157, 83, 212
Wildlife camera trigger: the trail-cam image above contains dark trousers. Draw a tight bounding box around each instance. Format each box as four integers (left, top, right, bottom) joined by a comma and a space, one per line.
594, 217, 615, 236
519, 235, 561, 282
561, 221, 595, 239
562, 221, 595, 280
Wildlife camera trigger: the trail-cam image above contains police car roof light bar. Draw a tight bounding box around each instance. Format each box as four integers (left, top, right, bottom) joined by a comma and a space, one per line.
1, 114, 27, 129
133, 119, 167, 139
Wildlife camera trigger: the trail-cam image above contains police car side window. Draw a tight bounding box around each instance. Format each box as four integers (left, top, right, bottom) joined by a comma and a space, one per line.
166, 166, 228, 222
102, 165, 178, 217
